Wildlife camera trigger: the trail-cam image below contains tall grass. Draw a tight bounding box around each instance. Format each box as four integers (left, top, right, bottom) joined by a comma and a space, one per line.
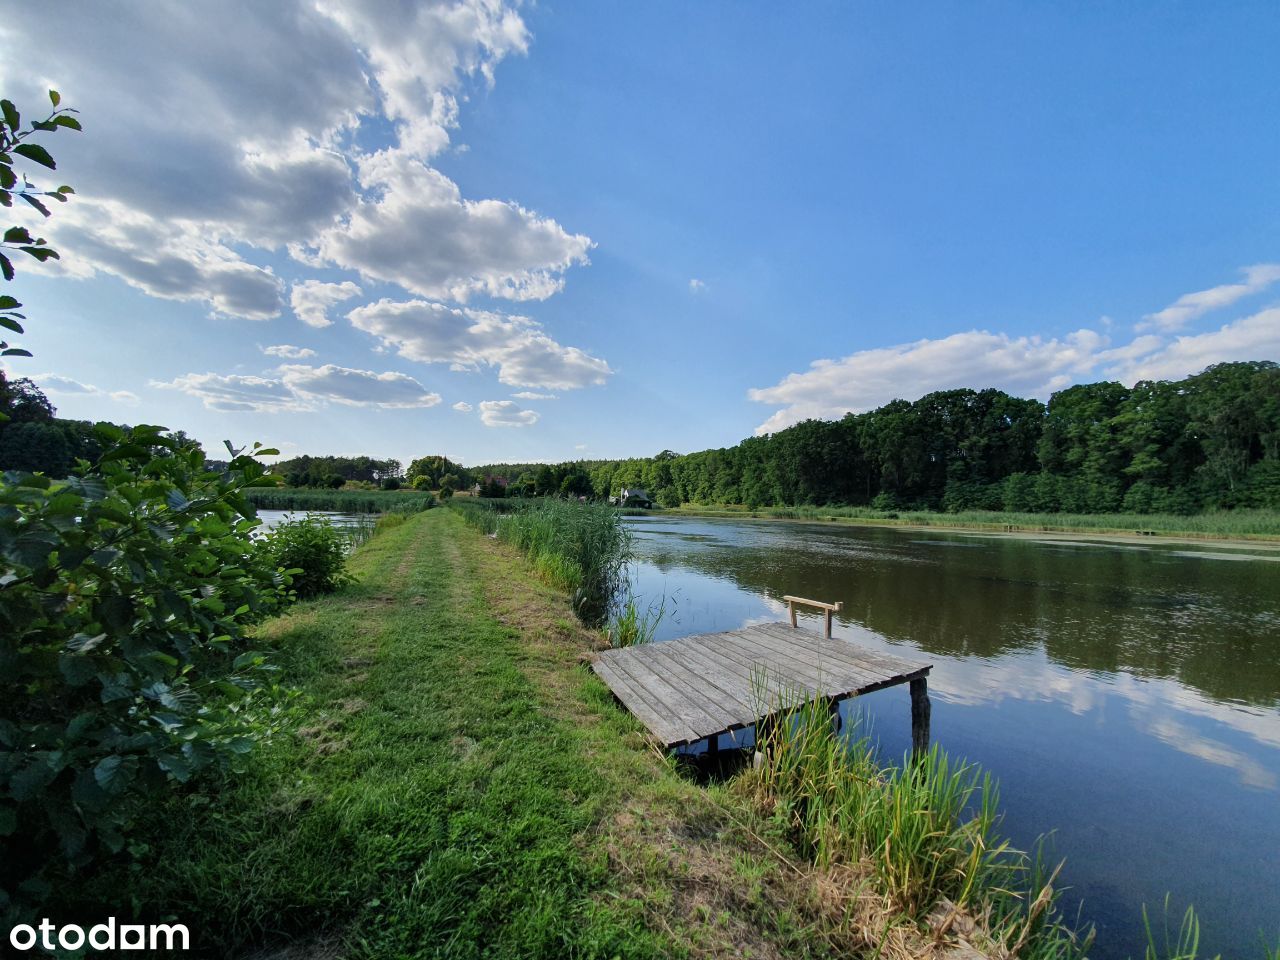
674, 503, 1280, 539
452, 498, 630, 624
607, 593, 668, 647
246, 487, 436, 514
746, 688, 1092, 959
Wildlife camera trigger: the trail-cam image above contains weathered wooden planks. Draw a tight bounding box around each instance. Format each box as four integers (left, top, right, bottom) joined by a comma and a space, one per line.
592, 622, 932, 749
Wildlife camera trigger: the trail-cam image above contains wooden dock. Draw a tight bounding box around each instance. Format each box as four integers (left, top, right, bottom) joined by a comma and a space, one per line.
592, 619, 933, 751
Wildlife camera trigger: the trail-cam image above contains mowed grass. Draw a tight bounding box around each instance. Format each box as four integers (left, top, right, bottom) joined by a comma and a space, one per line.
70, 509, 822, 959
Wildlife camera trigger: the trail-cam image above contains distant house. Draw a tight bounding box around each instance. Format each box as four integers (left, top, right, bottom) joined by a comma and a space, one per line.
614, 486, 654, 508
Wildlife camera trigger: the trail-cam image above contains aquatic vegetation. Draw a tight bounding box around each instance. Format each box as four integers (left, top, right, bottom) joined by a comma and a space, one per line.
451, 498, 631, 624
246, 487, 435, 514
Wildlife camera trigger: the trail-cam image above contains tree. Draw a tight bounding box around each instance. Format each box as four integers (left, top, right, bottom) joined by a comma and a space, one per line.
0, 370, 55, 422
1, 91, 80, 359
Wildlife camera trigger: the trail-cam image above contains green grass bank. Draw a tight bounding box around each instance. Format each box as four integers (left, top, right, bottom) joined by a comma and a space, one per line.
664, 502, 1280, 541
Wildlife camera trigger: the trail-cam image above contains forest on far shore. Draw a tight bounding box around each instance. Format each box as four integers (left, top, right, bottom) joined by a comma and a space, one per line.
3, 360, 1278, 516
470, 360, 1280, 515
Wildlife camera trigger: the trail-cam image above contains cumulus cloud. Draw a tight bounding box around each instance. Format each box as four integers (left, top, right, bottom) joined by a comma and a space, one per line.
278, 363, 441, 408
479, 400, 538, 427
262, 344, 317, 359
748, 329, 1106, 434
153, 372, 306, 413
452, 400, 473, 412
749, 297, 1280, 434
1107, 307, 1280, 383
35, 373, 139, 405
314, 156, 592, 302
1, 2, 590, 320
512, 391, 557, 400
1141, 264, 1280, 332
347, 298, 611, 389
154, 363, 439, 411
290, 280, 362, 328
689, 278, 706, 293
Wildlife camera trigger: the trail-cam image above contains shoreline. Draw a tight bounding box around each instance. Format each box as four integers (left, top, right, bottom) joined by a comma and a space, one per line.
655, 505, 1280, 551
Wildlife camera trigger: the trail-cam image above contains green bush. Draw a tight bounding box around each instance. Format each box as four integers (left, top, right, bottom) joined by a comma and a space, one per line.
259, 515, 350, 598
0, 426, 290, 913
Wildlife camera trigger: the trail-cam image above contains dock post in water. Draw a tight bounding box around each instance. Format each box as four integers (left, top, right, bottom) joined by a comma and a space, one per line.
910, 677, 931, 759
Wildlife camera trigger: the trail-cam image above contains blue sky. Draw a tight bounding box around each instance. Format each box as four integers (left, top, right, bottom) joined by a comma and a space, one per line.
3, 2, 1278, 467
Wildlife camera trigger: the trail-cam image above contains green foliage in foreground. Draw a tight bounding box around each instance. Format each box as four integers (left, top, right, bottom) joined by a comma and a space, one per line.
259, 516, 351, 599
0, 427, 291, 918
245, 486, 435, 514
451, 497, 630, 624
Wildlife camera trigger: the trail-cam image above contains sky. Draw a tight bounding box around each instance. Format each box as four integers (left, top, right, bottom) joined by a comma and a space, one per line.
2, 1, 1278, 468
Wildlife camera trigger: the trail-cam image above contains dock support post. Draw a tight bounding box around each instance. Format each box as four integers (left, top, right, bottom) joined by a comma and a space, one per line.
910, 678, 931, 760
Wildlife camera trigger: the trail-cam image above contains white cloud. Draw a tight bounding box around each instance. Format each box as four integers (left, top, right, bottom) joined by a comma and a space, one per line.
452, 400, 473, 412
574, 443, 587, 450
313, 155, 592, 302
748, 329, 1105, 434
154, 363, 439, 412
290, 280, 362, 328
1, 2, 589, 319
479, 399, 538, 428
512, 391, 557, 400
347, 298, 611, 389
1107, 307, 1280, 383
278, 363, 441, 408
262, 344, 317, 359
153, 372, 306, 413
689, 278, 706, 293
35, 373, 139, 405
1140, 264, 1280, 332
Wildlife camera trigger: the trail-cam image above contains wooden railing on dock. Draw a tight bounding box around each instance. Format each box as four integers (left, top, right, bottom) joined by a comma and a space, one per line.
783, 595, 843, 637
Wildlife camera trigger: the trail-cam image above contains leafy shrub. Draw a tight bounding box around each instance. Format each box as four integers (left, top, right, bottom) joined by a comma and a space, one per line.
259, 515, 350, 598
0, 426, 290, 913
379, 476, 401, 491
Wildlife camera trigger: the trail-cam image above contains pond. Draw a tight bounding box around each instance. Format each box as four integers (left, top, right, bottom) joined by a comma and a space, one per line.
623, 515, 1280, 960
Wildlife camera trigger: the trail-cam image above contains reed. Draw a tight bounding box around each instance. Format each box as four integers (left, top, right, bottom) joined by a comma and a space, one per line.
746, 686, 1092, 958
606, 593, 668, 647
246, 487, 436, 514
674, 503, 1280, 539
451, 498, 631, 624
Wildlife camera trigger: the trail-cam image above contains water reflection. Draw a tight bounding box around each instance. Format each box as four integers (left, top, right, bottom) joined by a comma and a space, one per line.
624, 516, 1280, 960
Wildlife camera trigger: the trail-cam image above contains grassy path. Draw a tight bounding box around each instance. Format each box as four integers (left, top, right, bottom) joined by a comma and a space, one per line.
91, 509, 831, 959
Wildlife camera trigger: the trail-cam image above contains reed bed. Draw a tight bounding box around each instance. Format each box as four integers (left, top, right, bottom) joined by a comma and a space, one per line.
451, 498, 631, 624
246, 487, 436, 514
676, 503, 1280, 539
744, 689, 1092, 959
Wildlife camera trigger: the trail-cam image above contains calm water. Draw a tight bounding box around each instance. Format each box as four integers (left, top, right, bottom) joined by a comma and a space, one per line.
254, 509, 367, 534
623, 516, 1280, 959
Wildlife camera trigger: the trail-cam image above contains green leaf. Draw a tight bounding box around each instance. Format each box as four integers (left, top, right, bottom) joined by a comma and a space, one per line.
0, 295, 20, 308
3, 226, 32, 243
0, 252, 11, 281
53, 115, 82, 131
19, 194, 50, 217
0, 165, 14, 189
49, 89, 61, 108
94, 756, 129, 794
1, 347, 31, 357
156, 752, 194, 783
1, 100, 19, 132
0, 314, 22, 334
13, 142, 56, 169
19, 245, 58, 262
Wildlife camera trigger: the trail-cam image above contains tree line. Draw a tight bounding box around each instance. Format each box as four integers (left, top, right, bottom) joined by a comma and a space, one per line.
474, 361, 1280, 515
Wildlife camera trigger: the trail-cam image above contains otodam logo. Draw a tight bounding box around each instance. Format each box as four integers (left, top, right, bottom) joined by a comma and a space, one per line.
8, 918, 190, 952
